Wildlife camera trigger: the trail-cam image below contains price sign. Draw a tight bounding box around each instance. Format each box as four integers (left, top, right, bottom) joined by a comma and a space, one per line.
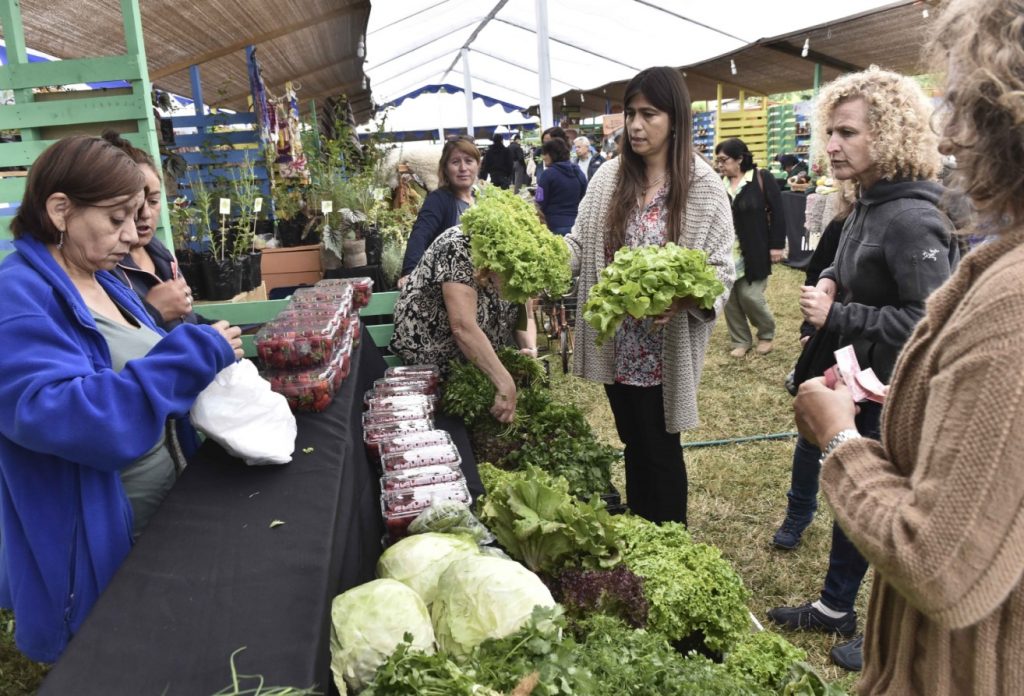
321, 200, 334, 214
253, 197, 263, 212
219, 198, 231, 215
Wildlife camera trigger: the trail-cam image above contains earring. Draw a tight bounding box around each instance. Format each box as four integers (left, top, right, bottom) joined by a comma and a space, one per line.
57, 228, 65, 250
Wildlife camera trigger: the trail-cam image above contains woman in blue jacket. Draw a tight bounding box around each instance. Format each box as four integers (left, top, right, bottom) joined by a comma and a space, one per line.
398, 136, 481, 286
535, 137, 587, 235
0, 136, 243, 663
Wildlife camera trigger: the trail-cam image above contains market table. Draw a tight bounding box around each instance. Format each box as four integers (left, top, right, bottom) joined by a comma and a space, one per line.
780, 191, 812, 269
39, 329, 481, 695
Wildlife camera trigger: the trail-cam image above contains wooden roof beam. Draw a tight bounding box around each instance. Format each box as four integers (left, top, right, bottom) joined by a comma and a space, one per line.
762, 41, 863, 74
150, 2, 369, 80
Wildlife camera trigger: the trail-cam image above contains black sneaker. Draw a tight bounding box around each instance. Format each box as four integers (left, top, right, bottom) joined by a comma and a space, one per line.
772, 517, 810, 550
766, 603, 857, 637
830, 634, 864, 672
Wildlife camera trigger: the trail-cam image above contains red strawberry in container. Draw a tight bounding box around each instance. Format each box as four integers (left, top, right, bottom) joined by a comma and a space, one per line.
380, 443, 461, 473
364, 419, 434, 458
381, 465, 465, 492
377, 429, 455, 458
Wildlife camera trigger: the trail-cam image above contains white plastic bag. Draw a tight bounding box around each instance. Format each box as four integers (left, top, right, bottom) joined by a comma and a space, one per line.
190, 359, 296, 465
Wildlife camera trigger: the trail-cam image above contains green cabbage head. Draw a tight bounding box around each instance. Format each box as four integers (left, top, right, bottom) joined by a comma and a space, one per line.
329, 578, 435, 694
431, 555, 556, 656
376, 532, 480, 606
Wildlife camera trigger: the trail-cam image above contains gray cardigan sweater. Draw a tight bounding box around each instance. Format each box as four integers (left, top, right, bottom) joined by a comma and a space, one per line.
564, 156, 736, 432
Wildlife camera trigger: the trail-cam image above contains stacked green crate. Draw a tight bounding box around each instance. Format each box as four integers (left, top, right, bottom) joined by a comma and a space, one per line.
692, 110, 716, 162
767, 103, 796, 163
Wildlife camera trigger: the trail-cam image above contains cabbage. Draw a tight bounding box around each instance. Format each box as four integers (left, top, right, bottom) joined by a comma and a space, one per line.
329, 579, 435, 694
431, 555, 556, 656
376, 532, 480, 606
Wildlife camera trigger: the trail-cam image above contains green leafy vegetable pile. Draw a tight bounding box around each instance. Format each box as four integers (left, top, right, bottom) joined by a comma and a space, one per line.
615, 515, 750, 654
548, 565, 649, 628
582, 242, 725, 345
460, 186, 571, 304
479, 466, 621, 575
724, 631, 808, 693
441, 347, 547, 425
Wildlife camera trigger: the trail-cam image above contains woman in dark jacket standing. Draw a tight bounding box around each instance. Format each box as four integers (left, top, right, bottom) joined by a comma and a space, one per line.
715, 137, 786, 357
535, 137, 587, 235
479, 133, 514, 189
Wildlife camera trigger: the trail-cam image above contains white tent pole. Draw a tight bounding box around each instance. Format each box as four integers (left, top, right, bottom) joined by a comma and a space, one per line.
535, 0, 553, 129
437, 92, 445, 142
461, 48, 474, 138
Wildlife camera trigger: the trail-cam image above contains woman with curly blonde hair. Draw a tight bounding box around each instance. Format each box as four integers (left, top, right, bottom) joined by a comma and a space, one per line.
786, 0, 1024, 692
767, 65, 959, 673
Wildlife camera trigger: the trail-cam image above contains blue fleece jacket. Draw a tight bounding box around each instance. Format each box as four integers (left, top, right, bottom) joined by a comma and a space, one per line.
536, 160, 587, 233
400, 188, 470, 276
0, 236, 236, 662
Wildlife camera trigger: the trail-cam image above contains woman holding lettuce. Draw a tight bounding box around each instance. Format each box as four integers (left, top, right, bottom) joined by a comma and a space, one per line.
565, 66, 735, 526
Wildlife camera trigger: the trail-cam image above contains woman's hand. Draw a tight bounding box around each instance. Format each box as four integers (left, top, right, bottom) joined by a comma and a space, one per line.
211, 320, 245, 361
799, 285, 834, 329
397, 275, 409, 289
147, 277, 193, 322
653, 296, 698, 326
770, 248, 785, 264
793, 377, 858, 447
490, 377, 517, 423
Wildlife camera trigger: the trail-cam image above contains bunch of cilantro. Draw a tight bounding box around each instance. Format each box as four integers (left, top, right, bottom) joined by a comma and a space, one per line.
583, 242, 725, 345
615, 515, 751, 655
461, 186, 571, 304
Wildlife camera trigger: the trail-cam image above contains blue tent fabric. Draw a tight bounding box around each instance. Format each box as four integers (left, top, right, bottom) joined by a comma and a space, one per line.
382, 84, 527, 114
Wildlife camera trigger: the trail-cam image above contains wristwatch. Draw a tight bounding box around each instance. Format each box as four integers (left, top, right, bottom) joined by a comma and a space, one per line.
819, 428, 861, 464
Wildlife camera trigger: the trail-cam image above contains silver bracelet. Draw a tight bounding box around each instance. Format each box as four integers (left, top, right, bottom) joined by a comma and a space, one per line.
819, 428, 861, 464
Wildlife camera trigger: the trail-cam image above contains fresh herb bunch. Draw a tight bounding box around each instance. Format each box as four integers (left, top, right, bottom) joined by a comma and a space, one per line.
361, 635, 493, 696
549, 565, 649, 628
467, 605, 594, 696
479, 466, 621, 575
570, 614, 767, 696
615, 515, 751, 654
582, 243, 726, 345
461, 186, 571, 304
725, 631, 808, 693
441, 347, 548, 426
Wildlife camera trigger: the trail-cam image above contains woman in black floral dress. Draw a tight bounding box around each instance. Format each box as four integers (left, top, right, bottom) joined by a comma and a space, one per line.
390, 227, 537, 423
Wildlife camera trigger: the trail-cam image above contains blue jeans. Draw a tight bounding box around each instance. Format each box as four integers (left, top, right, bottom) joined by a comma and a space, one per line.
785, 401, 882, 613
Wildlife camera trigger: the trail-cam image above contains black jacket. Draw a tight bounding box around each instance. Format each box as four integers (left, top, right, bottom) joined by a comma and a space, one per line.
729, 167, 786, 283
401, 188, 468, 276
480, 143, 514, 188
536, 161, 587, 232
112, 237, 202, 331
821, 178, 958, 382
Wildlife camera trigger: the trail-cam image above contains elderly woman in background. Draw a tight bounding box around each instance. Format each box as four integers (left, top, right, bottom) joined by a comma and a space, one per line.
714, 136, 786, 357
103, 130, 198, 330
793, 1, 1024, 692
390, 223, 537, 423
566, 66, 734, 527
398, 136, 480, 286
767, 66, 959, 673
0, 136, 243, 663
536, 137, 588, 235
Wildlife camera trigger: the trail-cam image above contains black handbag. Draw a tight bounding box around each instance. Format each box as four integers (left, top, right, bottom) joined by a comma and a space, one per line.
791, 328, 840, 391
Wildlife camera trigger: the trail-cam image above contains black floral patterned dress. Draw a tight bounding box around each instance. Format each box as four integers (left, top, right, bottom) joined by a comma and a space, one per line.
390, 227, 519, 376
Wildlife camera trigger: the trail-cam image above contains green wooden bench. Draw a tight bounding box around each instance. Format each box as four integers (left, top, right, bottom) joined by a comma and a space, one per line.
199, 290, 401, 366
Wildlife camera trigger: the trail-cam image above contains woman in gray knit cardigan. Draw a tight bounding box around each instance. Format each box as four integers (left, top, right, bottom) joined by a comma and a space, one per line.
564, 66, 735, 526
793, 0, 1024, 692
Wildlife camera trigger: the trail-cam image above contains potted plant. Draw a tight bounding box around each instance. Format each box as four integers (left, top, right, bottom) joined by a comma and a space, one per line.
190, 173, 241, 301
170, 195, 206, 299
231, 157, 263, 291
272, 184, 309, 247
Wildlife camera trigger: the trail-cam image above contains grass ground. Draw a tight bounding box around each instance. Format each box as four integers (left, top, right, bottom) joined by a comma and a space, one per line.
0, 264, 864, 695
543, 263, 866, 693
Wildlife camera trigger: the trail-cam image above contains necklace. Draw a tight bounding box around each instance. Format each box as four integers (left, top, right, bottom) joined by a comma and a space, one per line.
643, 173, 666, 191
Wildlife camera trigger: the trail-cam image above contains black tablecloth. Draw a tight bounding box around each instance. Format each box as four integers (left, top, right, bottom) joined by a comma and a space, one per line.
780, 191, 812, 269
39, 330, 480, 695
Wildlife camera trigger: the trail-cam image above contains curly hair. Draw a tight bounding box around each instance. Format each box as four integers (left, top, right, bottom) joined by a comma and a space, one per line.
813, 65, 941, 185
926, 0, 1024, 225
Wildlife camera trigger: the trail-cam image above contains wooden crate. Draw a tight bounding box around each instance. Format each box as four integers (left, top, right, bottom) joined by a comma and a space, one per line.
261, 244, 323, 293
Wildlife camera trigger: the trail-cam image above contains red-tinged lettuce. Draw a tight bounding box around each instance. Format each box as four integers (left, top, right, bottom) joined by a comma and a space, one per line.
460, 186, 571, 304
583, 243, 726, 345
549, 565, 649, 628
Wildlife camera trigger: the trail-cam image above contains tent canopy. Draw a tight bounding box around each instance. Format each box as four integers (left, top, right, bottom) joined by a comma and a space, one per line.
364, 0, 922, 124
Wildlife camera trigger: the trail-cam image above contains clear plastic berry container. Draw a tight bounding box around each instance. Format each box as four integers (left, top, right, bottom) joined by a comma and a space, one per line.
385, 365, 440, 387
377, 429, 455, 458
372, 376, 438, 395
264, 364, 339, 413
364, 387, 439, 411
381, 465, 465, 492
382, 481, 471, 541
362, 406, 432, 429
346, 277, 374, 308
365, 393, 435, 415
364, 418, 434, 457
348, 309, 362, 347
255, 319, 340, 370
381, 443, 461, 473
289, 284, 354, 314
273, 307, 351, 337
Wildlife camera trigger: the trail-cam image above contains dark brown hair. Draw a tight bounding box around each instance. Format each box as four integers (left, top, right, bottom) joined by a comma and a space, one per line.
541, 137, 570, 162
607, 67, 693, 249
10, 136, 144, 243
437, 137, 481, 190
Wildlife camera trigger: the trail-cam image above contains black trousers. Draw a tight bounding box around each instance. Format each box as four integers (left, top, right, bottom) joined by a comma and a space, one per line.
604, 383, 687, 525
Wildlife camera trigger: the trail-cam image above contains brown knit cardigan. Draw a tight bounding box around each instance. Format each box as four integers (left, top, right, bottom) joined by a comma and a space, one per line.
564, 155, 736, 433
822, 227, 1024, 695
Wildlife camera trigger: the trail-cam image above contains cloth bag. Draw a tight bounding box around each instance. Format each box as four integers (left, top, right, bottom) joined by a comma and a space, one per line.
190, 359, 296, 465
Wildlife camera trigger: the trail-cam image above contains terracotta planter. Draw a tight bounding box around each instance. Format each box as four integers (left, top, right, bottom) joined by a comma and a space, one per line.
342, 238, 367, 268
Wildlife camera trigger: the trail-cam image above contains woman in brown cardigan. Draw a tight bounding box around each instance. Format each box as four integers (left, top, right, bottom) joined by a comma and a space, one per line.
793, 0, 1024, 692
